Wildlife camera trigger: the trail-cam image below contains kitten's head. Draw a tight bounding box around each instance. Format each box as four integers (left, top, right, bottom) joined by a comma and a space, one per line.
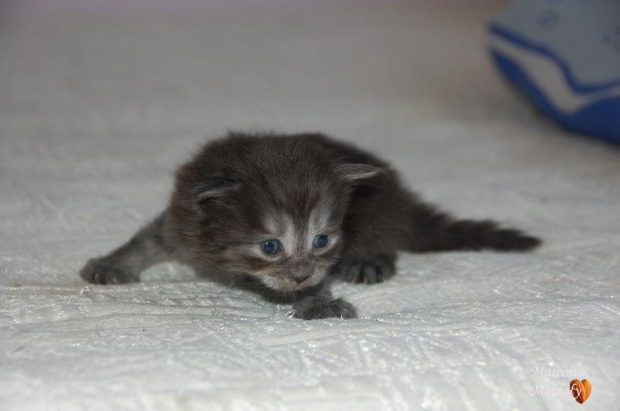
171, 136, 382, 292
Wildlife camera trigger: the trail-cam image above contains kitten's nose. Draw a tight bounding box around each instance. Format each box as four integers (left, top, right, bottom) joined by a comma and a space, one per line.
289, 264, 312, 284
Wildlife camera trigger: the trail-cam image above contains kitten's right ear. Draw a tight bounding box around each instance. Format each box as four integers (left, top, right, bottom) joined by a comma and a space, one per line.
335, 163, 383, 182
192, 175, 241, 210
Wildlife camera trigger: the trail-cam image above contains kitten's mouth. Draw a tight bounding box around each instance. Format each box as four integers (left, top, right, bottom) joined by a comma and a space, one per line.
290, 273, 325, 290
289, 280, 313, 290
260, 273, 323, 292
280, 279, 314, 292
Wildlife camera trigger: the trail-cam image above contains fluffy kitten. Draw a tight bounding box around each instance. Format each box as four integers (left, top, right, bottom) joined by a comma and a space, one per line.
80, 132, 540, 319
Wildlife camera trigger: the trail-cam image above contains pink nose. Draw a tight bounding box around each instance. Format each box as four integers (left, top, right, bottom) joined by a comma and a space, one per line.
289, 265, 312, 284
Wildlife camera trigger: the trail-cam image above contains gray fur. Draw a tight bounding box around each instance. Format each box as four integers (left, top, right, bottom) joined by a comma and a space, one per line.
80, 214, 174, 284
80, 132, 541, 320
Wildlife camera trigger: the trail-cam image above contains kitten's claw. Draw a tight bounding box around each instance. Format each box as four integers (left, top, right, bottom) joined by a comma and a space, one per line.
335, 254, 396, 285
80, 259, 139, 285
291, 298, 357, 320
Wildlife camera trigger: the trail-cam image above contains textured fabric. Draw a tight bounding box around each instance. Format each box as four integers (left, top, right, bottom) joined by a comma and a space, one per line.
1, 1, 619, 410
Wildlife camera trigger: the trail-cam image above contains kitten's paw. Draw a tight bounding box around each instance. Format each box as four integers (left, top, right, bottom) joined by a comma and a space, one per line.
80, 259, 139, 285
334, 254, 396, 284
292, 298, 357, 320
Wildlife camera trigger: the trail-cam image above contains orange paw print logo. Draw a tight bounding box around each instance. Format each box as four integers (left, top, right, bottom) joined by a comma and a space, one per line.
569, 379, 592, 404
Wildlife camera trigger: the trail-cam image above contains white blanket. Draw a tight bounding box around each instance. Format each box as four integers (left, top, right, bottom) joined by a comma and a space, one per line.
1, 1, 618, 409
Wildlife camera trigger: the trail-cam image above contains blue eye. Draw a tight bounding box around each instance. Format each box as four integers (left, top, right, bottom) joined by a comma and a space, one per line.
260, 240, 280, 255
313, 234, 329, 248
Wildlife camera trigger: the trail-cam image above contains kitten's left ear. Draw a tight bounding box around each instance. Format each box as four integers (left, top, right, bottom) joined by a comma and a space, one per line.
335, 163, 383, 182
192, 175, 242, 209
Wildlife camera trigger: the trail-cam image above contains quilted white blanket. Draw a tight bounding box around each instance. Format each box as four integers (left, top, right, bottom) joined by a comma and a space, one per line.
1, 1, 618, 410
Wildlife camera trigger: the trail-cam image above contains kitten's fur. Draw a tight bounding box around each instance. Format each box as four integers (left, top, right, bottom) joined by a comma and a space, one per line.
80, 132, 540, 319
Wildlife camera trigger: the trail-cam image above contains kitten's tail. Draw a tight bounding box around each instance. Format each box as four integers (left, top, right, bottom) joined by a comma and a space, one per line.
408, 204, 541, 253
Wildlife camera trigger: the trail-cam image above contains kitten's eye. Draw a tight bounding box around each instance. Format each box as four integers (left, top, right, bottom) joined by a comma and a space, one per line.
260, 240, 280, 255
312, 234, 329, 248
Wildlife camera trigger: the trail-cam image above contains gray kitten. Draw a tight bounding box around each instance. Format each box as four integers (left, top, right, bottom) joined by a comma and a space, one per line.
80, 132, 540, 319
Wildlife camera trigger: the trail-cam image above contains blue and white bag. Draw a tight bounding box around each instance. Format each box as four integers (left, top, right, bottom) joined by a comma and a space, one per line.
489, 0, 620, 143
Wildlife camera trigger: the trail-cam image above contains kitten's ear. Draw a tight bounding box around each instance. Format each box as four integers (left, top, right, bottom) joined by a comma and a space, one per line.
335, 163, 383, 182
192, 175, 241, 209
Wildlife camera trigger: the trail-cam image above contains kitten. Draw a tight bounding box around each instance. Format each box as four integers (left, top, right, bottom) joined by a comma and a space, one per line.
80, 132, 541, 320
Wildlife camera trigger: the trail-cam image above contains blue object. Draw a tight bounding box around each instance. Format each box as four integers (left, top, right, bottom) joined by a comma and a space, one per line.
312, 234, 329, 248
260, 240, 280, 255
488, 0, 620, 144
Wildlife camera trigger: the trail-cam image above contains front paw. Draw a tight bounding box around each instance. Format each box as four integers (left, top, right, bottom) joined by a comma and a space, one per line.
80, 259, 139, 285
333, 254, 396, 284
291, 297, 357, 320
